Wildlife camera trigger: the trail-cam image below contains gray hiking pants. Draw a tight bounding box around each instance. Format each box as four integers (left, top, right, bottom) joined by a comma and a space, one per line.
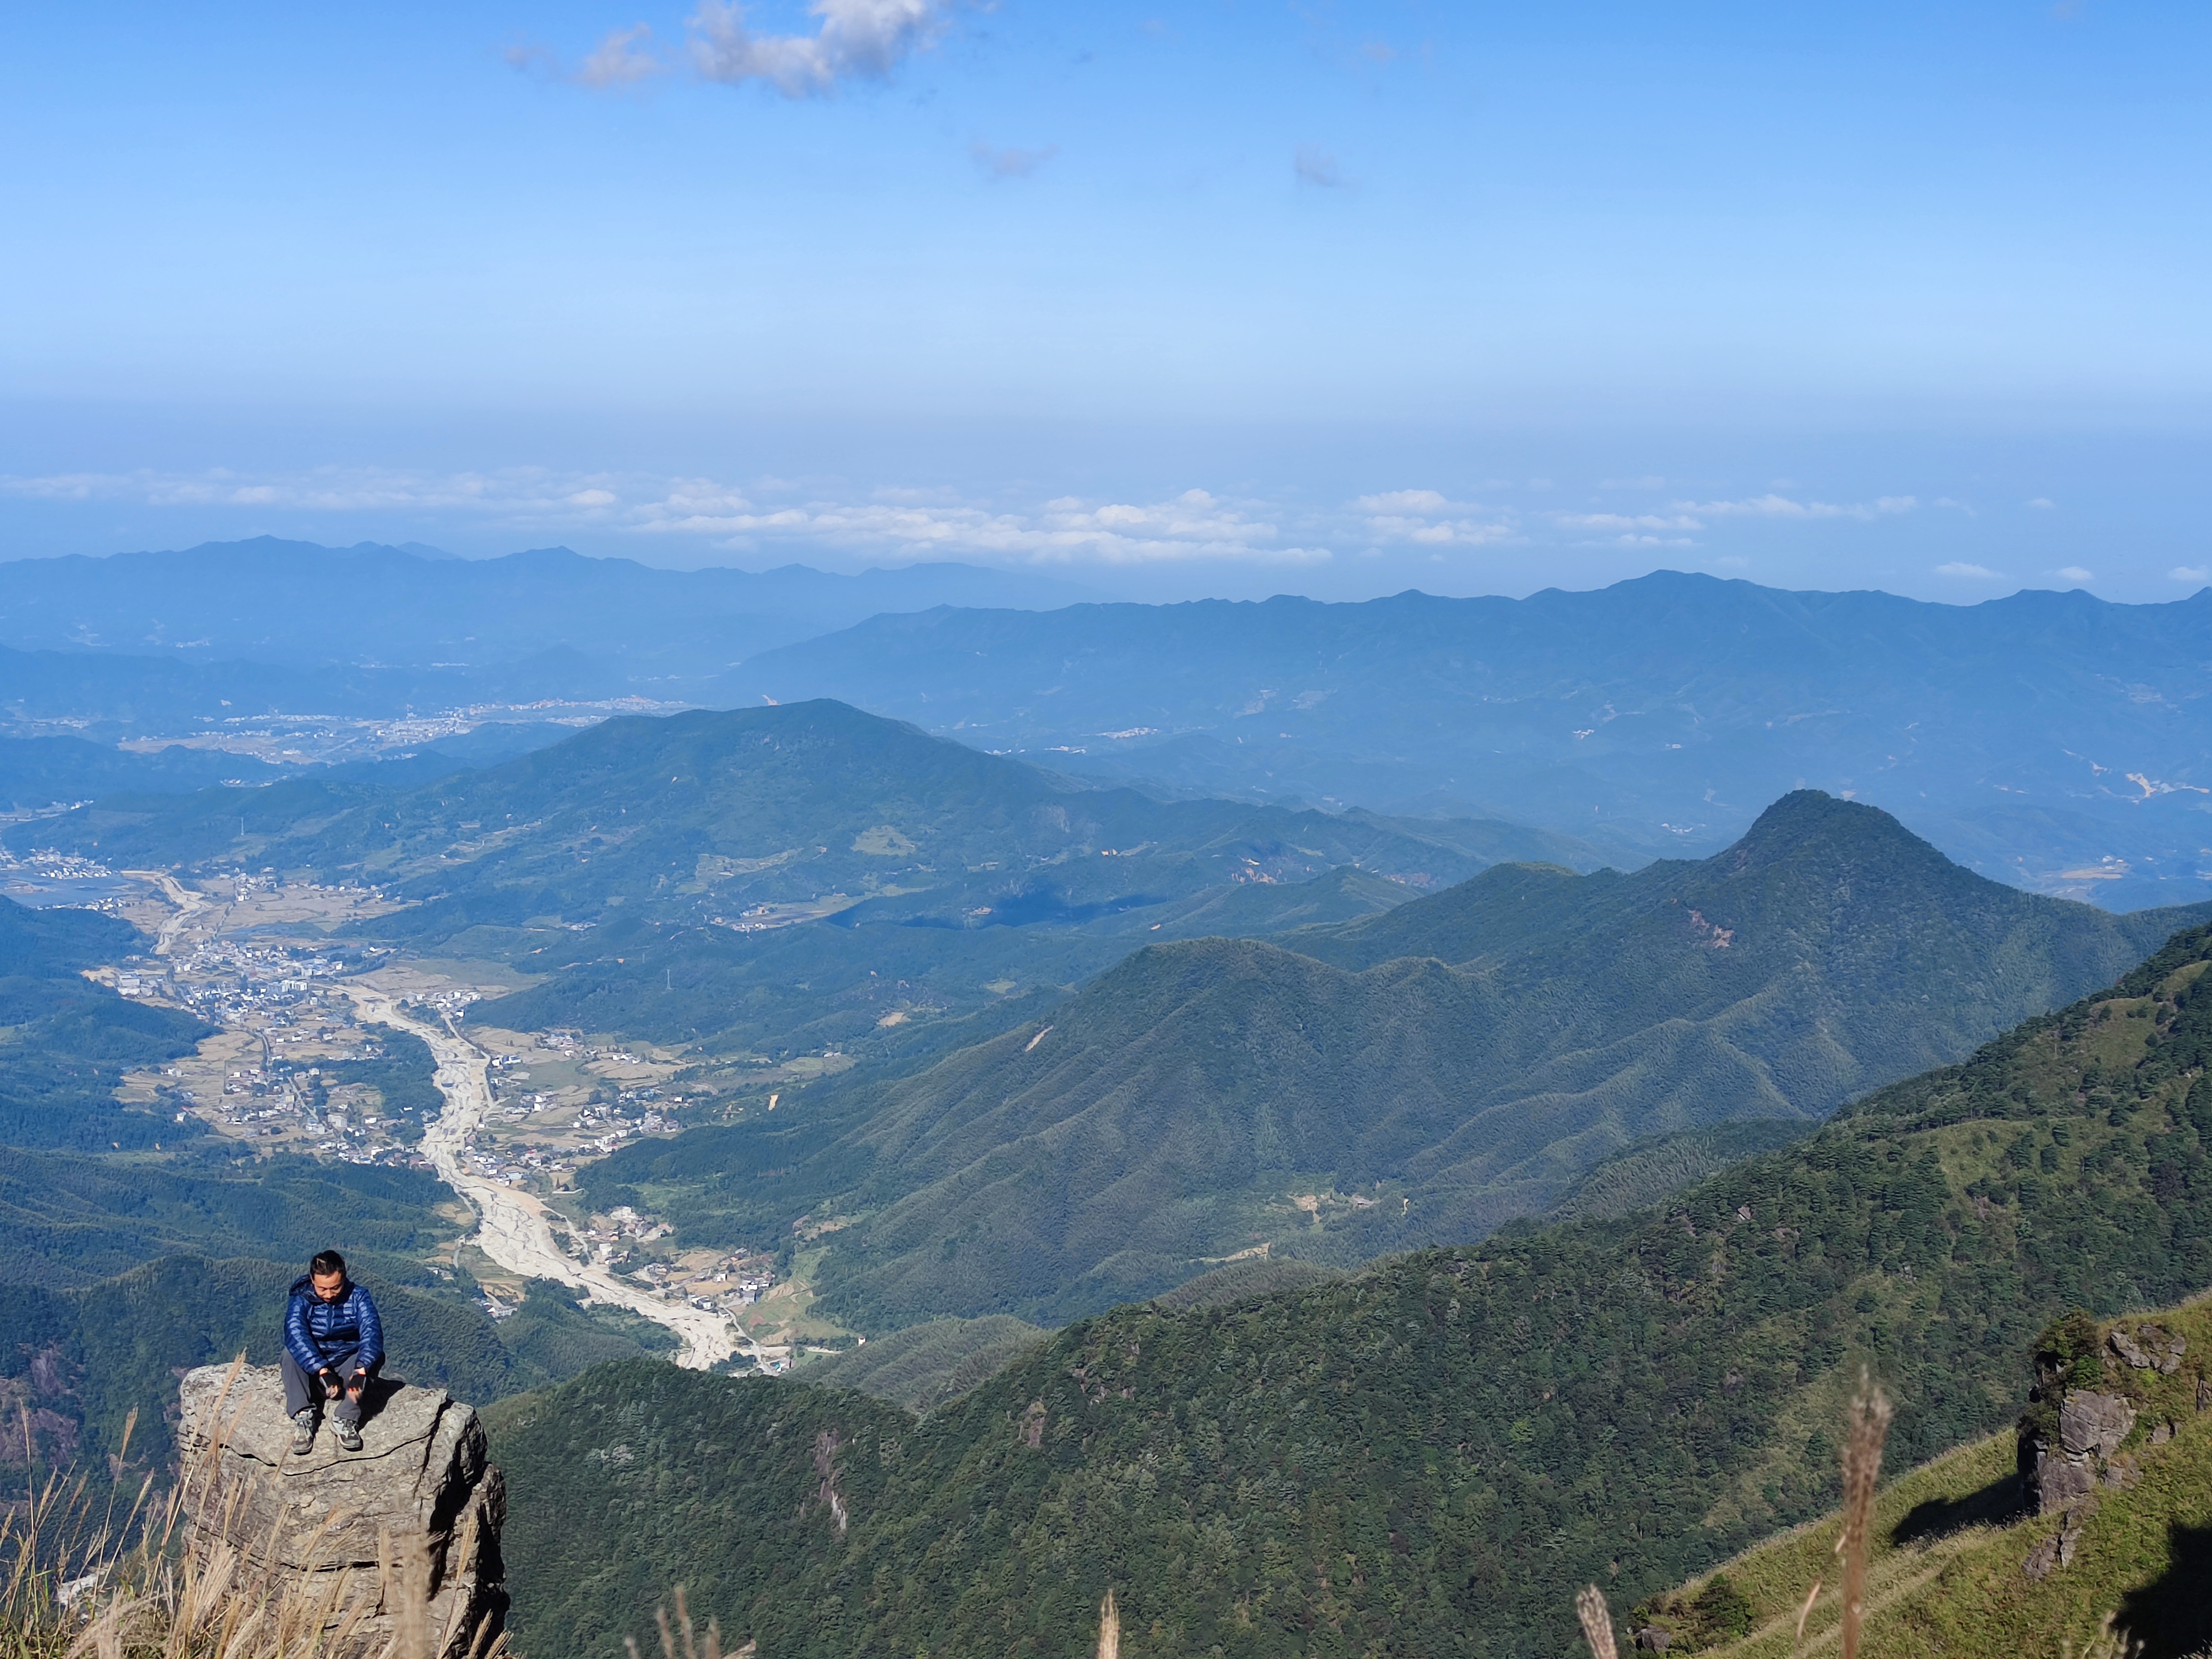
280, 1348, 369, 1425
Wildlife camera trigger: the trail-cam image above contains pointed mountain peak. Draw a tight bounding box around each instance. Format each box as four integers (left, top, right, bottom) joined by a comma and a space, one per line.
1721, 789, 1945, 875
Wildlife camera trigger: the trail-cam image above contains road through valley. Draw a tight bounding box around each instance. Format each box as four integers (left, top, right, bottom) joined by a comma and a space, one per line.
344, 985, 741, 1370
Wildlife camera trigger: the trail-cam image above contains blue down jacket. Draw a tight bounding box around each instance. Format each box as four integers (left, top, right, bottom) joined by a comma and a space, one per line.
284, 1276, 385, 1374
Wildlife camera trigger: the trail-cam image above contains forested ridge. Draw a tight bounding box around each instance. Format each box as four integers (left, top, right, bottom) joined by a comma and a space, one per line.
487, 920, 2212, 1658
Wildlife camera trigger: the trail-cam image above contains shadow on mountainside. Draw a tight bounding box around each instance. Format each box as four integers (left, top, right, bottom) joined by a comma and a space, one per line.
1889, 1469, 2023, 1547
2115, 1521, 2212, 1659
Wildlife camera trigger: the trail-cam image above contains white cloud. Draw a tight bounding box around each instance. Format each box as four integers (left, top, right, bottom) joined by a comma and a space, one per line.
1935, 562, 2001, 579
2052, 566, 2093, 583
1354, 489, 1455, 514
1676, 493, 1915, 521
2027, 497, 2056, 509
575, 23, 665, 86
1352, 490, 1513, 547
688, 0, 943, 97
970, 140, 1057, 179
635, 483, 1326, 565
1934, 497, 1977, 516
1294, 144, 1345, 188
1552, 512, 1703, 533
2173, 565, 2210, 584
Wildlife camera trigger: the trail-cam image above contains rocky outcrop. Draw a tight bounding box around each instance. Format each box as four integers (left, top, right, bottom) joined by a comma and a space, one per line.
176, 1364, 504, 1659
2106, 1323, 2187, 1375
2024, 1389, 2137, 1514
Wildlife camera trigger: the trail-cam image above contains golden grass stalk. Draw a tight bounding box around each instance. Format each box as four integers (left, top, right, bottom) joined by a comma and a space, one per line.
1836, 1369, 1894, 1659
1576, 1584, 1619, 1659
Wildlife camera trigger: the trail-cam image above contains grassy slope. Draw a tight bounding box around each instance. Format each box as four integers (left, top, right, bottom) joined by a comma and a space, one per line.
592, 794, 2212, 1326
486, 922, 2212, 1659
1637, 1299, 2211, 1659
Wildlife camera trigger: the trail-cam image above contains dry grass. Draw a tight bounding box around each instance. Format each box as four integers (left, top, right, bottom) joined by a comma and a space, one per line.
1838, 1371, 1895, 1659
623, 1586, 746, 1659
1578, 1584, 1620, 1659
2, 1363, 504, 1659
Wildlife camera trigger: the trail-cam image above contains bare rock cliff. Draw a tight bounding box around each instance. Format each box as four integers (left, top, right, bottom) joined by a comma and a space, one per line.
176, 1363, 505, 1658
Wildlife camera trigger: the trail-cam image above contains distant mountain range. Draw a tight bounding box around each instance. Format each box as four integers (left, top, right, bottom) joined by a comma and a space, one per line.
0, 537, 1092, 682
582, 789, 2212, 1324
739, 572, 2212, 908
3, 550, 2206, 913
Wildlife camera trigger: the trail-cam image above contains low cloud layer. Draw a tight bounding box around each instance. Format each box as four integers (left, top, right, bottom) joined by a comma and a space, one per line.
5, 468, 2076, 586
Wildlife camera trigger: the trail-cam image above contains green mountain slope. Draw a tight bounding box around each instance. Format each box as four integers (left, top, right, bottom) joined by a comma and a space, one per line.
488, 918, 2212, 1659
1632, 1298, 2211, 1659
0, 898, 210, 1150
793, 1315, 1048, 1415
9, 701, 1606, 1063
0, 1146, 454, 1289
589, 794, 2212, 1324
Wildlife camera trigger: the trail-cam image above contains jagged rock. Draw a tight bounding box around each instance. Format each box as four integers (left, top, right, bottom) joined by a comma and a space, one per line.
2058, 1391, 2136, 1459
1634, 1628, 1672, 1651
2109, 1329, 2152, 1369
2198, 1376, 2211, 1413
2150, 1421, 2173, 1447
2030, 1447, 2097, 1513
176, 1364, 504, 1659
2022, 1532, 2060, 1581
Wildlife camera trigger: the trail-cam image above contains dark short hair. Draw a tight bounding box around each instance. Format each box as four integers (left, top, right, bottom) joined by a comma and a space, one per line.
310, 1250, 347, 1279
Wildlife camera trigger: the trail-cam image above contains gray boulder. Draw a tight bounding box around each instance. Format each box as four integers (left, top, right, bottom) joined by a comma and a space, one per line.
176, 1363, 504, 1659
2058, 1391, 2136, 1460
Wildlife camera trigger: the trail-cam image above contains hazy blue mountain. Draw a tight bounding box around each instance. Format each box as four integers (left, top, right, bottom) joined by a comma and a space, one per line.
0, 734, 289, 807
0, 537, 1094, 686
10, 701, 1602, 1066
735, 572, 2212, 907
587, 792, 2212, 1324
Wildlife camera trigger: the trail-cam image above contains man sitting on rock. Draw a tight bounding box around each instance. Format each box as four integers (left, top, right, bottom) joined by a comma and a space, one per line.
283, 1249, 384, 1454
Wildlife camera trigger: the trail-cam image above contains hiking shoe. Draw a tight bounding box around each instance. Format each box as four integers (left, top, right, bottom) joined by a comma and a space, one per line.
334, 1418, 363, 1453
291, 1410, 317, 1455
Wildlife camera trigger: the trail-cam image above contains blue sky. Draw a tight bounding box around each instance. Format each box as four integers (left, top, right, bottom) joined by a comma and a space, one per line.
3, 1, 2207, 602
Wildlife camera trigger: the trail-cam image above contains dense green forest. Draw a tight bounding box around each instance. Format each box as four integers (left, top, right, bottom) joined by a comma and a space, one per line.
0, 1146, 453, 1289
583, 792, 2211, 1325
488, 920, 2212, 1659
0, 901, 209, 1150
